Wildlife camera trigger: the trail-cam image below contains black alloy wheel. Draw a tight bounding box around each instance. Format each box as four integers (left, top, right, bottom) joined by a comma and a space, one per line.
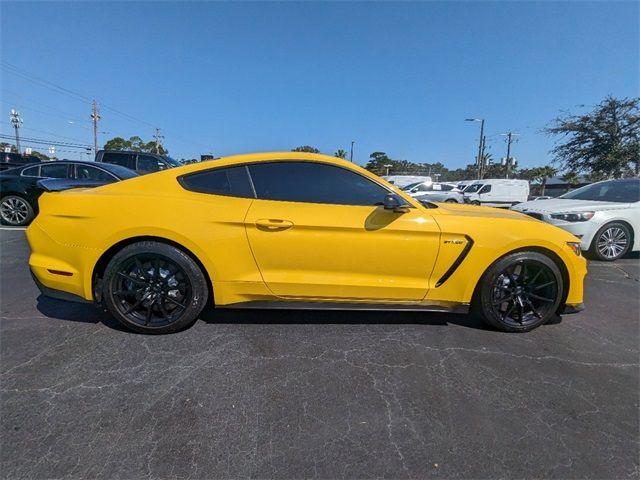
102, 242, 208, 334
0, 195, 34, 226
590, 222, 631, 261
474, 251, 563, 332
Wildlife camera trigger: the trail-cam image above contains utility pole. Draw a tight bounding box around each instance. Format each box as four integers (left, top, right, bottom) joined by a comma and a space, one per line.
501, 132, 519, 178
91, 100, 101, 155
350, 141, 355, 162
153, 128, 164, 154
9, 109, 23, 153
465, 118, 485, 180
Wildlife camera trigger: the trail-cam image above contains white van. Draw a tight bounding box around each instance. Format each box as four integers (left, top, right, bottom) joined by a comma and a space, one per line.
382, 175, 432, 188
463, 179, 529, 207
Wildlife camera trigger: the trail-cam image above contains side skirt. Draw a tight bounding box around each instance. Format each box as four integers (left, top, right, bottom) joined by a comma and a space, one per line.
218, 300, 470, 314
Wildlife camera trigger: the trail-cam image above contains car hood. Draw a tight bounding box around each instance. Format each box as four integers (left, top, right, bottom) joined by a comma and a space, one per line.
512, 198, 632, 213
434, 202, 535, 221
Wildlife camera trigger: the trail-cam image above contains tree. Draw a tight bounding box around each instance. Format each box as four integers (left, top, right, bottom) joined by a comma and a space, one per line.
292, 145, 320, 153
544, 96, 639, 177
562, 171, 580, 187
103, 136, 168, 155
532, 165, 557, 195
334, 149, 347, 159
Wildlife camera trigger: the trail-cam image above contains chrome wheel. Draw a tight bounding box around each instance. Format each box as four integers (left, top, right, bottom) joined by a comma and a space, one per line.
0, 196, 32, 225
110, 254, 192, 328
489, 260, 559, 328
596, 226, 628, 260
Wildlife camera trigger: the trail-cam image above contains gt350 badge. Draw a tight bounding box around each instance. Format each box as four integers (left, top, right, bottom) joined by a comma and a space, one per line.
444, 239, 465, 244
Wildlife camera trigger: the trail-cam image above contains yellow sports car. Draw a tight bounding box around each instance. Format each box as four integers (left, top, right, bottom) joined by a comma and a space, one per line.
26, 152, 587, 334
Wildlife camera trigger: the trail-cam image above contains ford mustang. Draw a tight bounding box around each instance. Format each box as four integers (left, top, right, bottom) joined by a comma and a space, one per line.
26, 152, 587, 334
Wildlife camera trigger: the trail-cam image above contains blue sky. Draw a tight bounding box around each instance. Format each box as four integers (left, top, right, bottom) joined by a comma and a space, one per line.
1, 1, 638, 168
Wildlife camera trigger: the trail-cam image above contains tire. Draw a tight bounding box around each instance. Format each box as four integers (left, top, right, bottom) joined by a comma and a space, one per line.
589, 222, 631, 261
445, 199, 457, 203
471, 200, 481, 206
472, 251, 563, 333
101, 241, 208, 334
0, 195, 35, 226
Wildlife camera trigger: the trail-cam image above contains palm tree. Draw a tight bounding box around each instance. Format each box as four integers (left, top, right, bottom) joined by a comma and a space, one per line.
537, 166, 557, 196
562, 171, 579, 188
334, 149, 347, 159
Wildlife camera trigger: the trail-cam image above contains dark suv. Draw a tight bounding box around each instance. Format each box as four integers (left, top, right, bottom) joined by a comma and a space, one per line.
1, 152, 42, 171
95, 150, 181, 174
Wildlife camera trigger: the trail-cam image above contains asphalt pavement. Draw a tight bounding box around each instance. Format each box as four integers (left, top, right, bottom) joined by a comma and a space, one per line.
1, 227, 638, 479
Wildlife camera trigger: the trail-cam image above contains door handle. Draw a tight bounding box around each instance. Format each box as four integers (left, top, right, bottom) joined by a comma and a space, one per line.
255, 218, 294, 231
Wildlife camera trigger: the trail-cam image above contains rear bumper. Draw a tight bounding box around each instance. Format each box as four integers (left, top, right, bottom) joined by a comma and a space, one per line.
30, 269, 90, 304
561, 303, 585, 315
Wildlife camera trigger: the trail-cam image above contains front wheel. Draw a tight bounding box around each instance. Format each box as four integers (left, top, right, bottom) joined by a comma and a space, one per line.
102, 241, 209, 334
470, 200, 481, 206
445, 199, 458, 203
473, 251, 563, 332
589, 222, 631, 261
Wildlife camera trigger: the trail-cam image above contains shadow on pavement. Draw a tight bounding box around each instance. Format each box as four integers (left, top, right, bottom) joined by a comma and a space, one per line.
36, 294, 563, 333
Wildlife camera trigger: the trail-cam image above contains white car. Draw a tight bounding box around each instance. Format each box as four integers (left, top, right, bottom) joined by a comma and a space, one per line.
511, 178, 640, 261
463, 179, 530, 207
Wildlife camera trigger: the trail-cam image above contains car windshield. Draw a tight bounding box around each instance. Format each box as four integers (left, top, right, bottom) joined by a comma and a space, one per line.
98, 163, 139, 179
163, 156, 181, 167
559, 180, 640, 203
401, 182, 423, 191
464, 183, 482, 193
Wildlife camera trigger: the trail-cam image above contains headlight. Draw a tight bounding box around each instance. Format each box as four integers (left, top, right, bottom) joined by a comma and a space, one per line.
566, 241, 582, 256
550, 211, 595, 222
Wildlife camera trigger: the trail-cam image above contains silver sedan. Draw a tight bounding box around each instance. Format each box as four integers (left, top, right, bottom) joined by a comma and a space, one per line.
511, 179, 640, 261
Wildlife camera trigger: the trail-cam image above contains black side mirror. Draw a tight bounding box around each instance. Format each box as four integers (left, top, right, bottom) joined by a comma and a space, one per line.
383, 194, 410, 213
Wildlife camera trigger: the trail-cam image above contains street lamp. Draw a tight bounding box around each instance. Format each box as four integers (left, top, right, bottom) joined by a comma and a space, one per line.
465, 118, 485, 180
383, 164, 392, 176
350, 141, 355, 162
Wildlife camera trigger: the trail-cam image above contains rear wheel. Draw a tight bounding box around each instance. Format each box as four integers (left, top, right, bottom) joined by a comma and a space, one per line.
445, 199, 457, 203
0, 195, 34, 226
471, 200, 481, 206
589, 222, 631, 261
473, 251, 563, 332
101, 242, 208, 334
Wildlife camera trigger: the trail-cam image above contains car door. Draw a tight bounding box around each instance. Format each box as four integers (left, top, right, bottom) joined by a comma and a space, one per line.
244, 161, 441, 301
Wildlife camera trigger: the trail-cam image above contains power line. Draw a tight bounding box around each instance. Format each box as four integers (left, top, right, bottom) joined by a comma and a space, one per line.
0, 121, 89, 144
0, 133, 91, 149
2, 62, 210, 151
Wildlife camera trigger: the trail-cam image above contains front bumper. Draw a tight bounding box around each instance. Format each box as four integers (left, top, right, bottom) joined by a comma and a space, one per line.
514, 210, 598, 251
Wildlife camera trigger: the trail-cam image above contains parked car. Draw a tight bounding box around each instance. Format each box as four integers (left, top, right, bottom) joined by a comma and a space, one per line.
401, 182, 464, 203
27, 152, 586, 335
512, 178, 640, 261
0, 161, 138, 226
417, 190, 465, 203
95, 150, 181, 174
463, 179, 530, 207
401, 181, 457, 197
0, 152, 42, 171
382, 175, 432, 188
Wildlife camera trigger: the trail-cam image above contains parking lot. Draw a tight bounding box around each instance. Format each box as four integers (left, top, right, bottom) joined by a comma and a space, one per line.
1, 227, 638, 479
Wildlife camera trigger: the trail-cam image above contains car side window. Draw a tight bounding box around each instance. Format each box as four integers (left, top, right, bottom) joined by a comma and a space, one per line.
248, 161, 390, 206
103, 152, 135, 169
76, 165, 116, 181
137, 155, 162, 173
179, 165, 254, 198
40, 164, 70, 179
417, 184, 432, 192
21, 166, 41, 177
479, 185, 492, 194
